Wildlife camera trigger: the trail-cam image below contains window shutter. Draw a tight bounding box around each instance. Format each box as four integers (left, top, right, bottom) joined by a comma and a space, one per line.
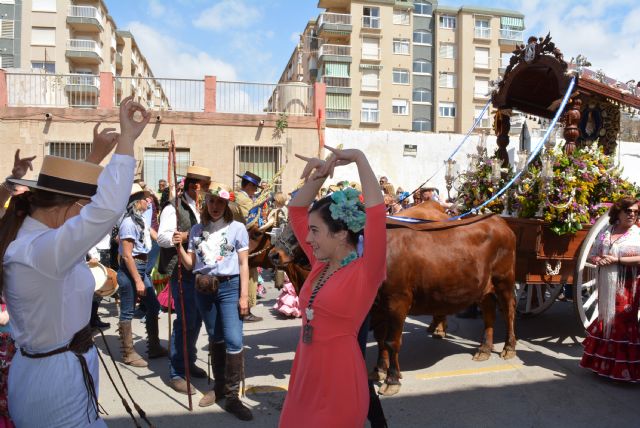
362, 37, 379, 58
0, 20, 14, 39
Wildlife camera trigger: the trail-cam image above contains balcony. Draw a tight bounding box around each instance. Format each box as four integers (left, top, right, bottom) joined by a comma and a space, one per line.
65, 39, 102, 64
65, 74, 99, 93
318, 44, 352, 63
318, 12, 352, 35
326, 109, 352, 127
67, 6, 104, 32
474, 27, 491, 40
115, 52, 122, 68
110, 35, 116, 51
499, 28, 523, 45
322, 76, 351, 94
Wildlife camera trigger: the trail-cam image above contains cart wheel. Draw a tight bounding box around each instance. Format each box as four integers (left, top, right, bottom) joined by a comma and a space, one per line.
573, 214, 610, 329
514, 282, 563, 317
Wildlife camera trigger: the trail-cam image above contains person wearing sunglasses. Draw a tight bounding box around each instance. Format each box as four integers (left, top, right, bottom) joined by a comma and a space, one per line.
581, 197, 640, 382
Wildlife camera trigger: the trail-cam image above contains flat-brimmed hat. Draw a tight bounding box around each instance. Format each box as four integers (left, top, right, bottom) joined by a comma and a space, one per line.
186, 165, 212, 182
8, 155, 103, 199
236, 171, 261, 186
129, 183, 152, 199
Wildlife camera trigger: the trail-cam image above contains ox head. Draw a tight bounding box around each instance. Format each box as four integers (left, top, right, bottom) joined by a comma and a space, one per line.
268, 223, 309, 269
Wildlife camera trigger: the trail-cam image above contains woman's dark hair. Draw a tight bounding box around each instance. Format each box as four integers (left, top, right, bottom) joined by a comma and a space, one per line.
0, 189, 78, 292
609, 197, 639, 225
201, 197, 233, 225
308, 196, 362, 248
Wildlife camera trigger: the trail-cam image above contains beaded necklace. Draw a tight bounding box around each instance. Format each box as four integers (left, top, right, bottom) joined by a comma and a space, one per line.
302, 251, 358, 344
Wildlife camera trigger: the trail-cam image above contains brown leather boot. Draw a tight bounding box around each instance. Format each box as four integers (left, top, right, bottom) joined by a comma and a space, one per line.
146, 316, 168, 359
224, 350, 253, 421
199, 341, 227, 407
118, 321, 147, 368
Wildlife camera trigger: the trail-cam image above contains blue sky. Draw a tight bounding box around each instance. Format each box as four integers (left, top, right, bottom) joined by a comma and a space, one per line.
106, 0, 640, 84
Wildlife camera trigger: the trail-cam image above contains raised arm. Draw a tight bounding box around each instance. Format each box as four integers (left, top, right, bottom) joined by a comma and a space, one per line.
288, 154, 330, 208
0, 150, 36, 211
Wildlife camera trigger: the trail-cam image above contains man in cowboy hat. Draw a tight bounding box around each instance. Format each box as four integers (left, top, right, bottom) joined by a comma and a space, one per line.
157, 164, 212, 394
234, 171, 263, 323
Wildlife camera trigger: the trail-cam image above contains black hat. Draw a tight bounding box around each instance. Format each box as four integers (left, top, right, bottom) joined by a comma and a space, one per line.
236, 171, 261, 187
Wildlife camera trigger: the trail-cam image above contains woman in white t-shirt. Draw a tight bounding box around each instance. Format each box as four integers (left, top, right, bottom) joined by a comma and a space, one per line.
174, 184, 252, 420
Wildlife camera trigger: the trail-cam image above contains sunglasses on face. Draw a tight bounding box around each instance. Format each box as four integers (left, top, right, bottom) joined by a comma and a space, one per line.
624, 208, 639, 215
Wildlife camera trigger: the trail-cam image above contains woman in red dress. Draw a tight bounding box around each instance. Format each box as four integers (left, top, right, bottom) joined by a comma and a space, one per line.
580, 197, 640, 382
279, 146, 385, 427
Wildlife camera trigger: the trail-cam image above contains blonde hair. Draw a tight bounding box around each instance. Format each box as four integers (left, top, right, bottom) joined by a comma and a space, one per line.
273, 192, 287, 207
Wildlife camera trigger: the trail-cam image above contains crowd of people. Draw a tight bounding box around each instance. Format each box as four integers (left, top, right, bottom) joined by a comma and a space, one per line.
0, 97, 639, 428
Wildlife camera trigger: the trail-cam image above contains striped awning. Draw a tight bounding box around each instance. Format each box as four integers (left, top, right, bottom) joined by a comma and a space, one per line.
326, 93, 351, 110
359, 64, 383, 70
500, 16, 523, 28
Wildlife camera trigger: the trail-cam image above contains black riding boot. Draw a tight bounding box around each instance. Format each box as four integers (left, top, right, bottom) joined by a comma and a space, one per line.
199, 341, 227, 407
224, 350, 253, 421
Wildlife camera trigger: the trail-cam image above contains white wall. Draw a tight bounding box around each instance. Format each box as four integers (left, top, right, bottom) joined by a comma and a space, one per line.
324, 128, 640, 197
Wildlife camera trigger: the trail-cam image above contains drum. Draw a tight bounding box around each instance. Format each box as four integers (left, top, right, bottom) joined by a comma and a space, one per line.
89, 262, 119, 297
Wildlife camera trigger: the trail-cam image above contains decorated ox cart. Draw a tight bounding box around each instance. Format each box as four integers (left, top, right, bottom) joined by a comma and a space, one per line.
462, 35, 640, 327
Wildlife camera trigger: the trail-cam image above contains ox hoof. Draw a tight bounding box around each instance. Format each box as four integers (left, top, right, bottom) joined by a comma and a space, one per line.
472, 351, 491, 361
379, 382, 401, 397
369, 368, 387, 382
500, 348, 516, 360
431, 330, 446, 339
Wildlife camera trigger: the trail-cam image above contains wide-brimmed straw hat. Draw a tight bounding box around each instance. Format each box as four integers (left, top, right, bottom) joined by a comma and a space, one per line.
8, 155, 103, 199
129, 183, 152, 199
206, 182, 232, 201
186, 165, 212, 182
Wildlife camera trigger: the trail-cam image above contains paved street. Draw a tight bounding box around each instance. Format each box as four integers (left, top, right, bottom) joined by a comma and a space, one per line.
96, 282, 640, 428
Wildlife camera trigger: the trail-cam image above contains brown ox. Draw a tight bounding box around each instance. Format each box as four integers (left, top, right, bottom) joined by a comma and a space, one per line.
268, 202, 517, 396
247, 226, 275, 270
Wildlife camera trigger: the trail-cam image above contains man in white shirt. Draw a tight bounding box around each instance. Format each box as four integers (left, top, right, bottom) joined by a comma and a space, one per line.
157, 165, 212, 394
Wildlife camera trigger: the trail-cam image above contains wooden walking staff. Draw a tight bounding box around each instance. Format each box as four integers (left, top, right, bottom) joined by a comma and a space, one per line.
170, 130, 193, 410
166, 144, 173, 357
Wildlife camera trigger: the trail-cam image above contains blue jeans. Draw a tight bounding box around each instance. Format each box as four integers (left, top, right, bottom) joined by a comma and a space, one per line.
169, 274, 202, 379
117, 260, 160, 322
195, 276, 244, 354
145, 241, 160, 276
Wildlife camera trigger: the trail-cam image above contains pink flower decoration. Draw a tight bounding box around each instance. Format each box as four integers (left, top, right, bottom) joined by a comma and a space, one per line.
219, 189, 230, 200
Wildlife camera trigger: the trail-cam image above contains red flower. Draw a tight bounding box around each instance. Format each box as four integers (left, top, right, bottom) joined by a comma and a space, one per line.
229, 191, 235, 202
358, 194, 364, 203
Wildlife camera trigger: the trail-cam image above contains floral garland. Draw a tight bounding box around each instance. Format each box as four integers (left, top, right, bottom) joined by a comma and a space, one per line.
457, 141, 639, 235
329, 187, 366, 233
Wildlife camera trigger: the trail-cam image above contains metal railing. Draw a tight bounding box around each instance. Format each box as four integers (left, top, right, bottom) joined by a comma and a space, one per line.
319, 12, 351, 26
114, 76, 197, 111
322, 76, 350, 88
319, 44, 351, 57
6, 72, 99, 108
361, 109, 379, 123
500, 28, 523, 41
66, 39, 101, 55
68, 5, 103, 22
474, 27, 490, 39
326, 109, 351, 120
217, 81, 313, 116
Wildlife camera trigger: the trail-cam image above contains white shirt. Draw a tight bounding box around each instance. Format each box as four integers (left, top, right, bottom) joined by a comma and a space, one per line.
3, 154, 135, 353
157, 193, 200, 248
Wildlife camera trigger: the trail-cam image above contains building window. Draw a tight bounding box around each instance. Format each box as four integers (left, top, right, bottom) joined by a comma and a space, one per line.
439, 42, 456, 59
439, 15, 456, 29
393, 38, 410, 55
362, 37, 380, 60
392, 99, 409, 115
474, 78, 490, 98
144, 148, 191, 193
474, 47, 490, 68
438, 72, 456, 88
48, 142, 93, 160
363, 6, 380, 29
0, 54, 14, 68
361, 100, 379, 123
475, 106, 490, 128
413, 88, 432, 103
31, 27, 56, 46
501, 52, 511, 69
413, 30, 432, 45
0, 20, 14, 39
235, 146, 282, 192
474, 19, 490, 38
31, 61, 56, 73
439, 102, 456, 118
413, 59, 432, 74
32, 0, 56, 12
361, 69, 380, 91
500, 16, 524, 41
413, 119, 431, 132
393, 10, 410, 25
392, 68, 410, 84
414, 1, 432, 16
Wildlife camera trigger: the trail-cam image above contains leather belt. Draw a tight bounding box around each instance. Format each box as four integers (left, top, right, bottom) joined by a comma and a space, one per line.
133, 254, 148, 262
216, 274, 238, 282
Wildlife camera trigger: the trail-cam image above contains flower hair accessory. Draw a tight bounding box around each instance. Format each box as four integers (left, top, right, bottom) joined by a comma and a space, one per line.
329, 187, 366, 233
208, 186, 231, 201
